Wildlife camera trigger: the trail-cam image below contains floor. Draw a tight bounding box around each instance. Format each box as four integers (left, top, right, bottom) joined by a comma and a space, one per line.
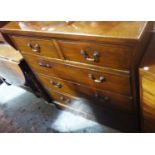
0, 83, 119, 133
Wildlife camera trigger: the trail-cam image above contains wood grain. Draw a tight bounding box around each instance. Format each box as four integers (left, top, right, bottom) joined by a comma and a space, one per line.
10, 36, 59, 59
23, 53, 131, 96
0, 21, 149, 44
140, 33, 155, 132
36, 73, 133, 112
58, 40, 132, 70
1, 21, 153, 132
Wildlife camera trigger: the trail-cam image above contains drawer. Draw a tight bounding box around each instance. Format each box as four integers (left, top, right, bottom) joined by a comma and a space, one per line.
58, 40, 132, 70
48, 90, 76, 105
23, 54, 131, 96
10, 36, 59, 58
46, 89, 137, 132
37, 73, 133, 112
48, 90, 100, 116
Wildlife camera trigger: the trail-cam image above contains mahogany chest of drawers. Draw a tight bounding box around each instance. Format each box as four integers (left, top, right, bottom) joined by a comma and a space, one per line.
0, 21, 153, 132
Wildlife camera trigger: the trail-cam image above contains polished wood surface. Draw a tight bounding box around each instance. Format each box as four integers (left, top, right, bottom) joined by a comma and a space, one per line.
10, 36, 59, 58
23, 53, 131, 96
37, 73, 133, 112
140, 33, 155, 132
10, 35, 134, 74
47, 89, 137, 132
49, 89, 76, 105
1, 21, 150, 44
140, 36, 155, 74
58, 40, 132, 70
51, 91, 138, 132
1, 21, 153, 132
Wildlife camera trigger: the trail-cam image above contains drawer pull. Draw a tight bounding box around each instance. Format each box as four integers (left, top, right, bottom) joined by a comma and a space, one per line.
27, 43, 40, 52
80, 50, 99, 62
60, 96, 70, 103
88, 74, 105, 83
50, 80, 62, 88
38, 62, 52, 68
94, 93, 110, 102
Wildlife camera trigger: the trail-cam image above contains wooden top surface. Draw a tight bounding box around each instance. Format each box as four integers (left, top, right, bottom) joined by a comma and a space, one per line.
0, 21, 150, 44
0, 43, 23, 63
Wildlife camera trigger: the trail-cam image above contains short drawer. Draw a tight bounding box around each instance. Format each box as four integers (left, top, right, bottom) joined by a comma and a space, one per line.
58, 40, 132, 70
37, 73, 133, 112
23, 54, 131, 96
10, 36, 59, 58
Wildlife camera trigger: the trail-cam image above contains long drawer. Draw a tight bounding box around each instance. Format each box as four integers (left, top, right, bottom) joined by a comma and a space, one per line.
36, 73, 133, 112
10, 36, 60, 58
46, 89, 138, 132
58, 40, 132, 70
23, 54, 131, 96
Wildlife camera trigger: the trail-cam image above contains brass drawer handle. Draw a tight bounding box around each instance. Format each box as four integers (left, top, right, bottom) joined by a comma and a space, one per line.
88, 74, 105, 83
88, 73, 105, 83
80, 50, 99, 62
27, 43, 40, 52
94, 93, 110, 102
60, 96, 70, 103
38, 62, 52, 68
50, 80, 62, 88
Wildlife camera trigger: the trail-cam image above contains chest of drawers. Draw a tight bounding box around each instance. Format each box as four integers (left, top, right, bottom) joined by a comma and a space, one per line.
0, 21, 153, 132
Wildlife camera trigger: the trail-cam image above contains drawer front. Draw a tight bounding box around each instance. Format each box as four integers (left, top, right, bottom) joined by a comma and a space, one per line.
46, 89, 137, 132
10, 36, 59, 58
23, 54, 131, 96
48, 90, 75, 105
58, 40, 132, 70
37, 73, 133, 112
